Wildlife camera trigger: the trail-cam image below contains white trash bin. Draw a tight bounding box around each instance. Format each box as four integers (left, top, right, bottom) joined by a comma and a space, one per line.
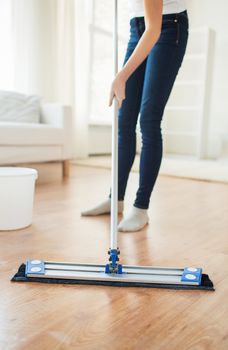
0, 167, 38, 230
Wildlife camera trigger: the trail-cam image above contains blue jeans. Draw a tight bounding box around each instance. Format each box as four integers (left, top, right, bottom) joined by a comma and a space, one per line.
109, 10, 189, 209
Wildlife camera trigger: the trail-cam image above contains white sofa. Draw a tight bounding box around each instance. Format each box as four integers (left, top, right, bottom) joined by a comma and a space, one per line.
0, 103, 74, 177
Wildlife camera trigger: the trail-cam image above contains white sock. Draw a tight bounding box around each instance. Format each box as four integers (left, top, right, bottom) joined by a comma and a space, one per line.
118, 205, 149, 232
81, 197, 124, 216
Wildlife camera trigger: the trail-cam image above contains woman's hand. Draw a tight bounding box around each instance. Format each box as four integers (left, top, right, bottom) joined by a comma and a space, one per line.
108, 71, 127, 109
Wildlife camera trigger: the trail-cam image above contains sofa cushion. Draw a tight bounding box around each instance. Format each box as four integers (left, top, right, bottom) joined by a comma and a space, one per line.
0, 121, 64, 145
0, 90, 41, 123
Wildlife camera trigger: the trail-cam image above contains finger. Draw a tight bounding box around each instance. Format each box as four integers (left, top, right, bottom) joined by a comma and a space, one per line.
112, 95, 120, 108
116, 94, 124, 109
109, 90, 116, 106
118, 98, 123, 109
109, 90, 114, 107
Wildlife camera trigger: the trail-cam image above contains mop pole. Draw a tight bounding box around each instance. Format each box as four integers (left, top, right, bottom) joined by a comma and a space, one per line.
106, 0, 122, 274
110, 0, 118, 249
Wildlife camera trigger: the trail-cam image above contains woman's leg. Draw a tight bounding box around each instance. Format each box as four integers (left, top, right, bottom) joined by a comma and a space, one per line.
133, 12, 189, 210
119, 11, 189, 230
81, 18, 146, 216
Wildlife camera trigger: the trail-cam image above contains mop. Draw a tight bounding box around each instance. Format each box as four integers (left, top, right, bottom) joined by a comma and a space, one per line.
11, 0, 214, 291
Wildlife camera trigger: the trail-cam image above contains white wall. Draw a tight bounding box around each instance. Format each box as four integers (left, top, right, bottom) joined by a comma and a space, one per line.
187, 0, 228, 157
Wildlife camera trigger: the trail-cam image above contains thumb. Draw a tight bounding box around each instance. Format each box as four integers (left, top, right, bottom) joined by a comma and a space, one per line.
109, 90, 115, 107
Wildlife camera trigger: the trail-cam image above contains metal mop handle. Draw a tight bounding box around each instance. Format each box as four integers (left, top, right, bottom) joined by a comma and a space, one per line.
110, 0, 118, 251
105, 0, 122, 274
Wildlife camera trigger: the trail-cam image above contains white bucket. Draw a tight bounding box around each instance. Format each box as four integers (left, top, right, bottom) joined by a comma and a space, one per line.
0, 167, 38, 230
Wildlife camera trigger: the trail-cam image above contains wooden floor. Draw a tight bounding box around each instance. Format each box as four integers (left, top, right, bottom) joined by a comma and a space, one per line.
0, 164, 228, 350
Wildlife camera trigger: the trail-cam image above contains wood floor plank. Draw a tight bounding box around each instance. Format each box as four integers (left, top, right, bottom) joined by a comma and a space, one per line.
0, 164, 228, 350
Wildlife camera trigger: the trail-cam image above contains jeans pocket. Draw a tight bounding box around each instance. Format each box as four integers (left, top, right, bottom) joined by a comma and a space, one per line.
159, 19, 180, 46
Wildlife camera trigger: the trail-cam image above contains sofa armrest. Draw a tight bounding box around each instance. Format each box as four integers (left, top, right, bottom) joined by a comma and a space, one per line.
40, 103, 74, 159
40, 103, 72, 128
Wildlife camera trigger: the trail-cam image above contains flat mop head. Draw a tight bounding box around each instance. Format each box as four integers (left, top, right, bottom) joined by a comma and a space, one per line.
11, 260, 214, 291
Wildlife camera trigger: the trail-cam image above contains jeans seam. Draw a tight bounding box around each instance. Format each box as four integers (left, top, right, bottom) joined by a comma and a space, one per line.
118, 38, 146, 200
176, 21, 180, 45
174, 14, 180, 46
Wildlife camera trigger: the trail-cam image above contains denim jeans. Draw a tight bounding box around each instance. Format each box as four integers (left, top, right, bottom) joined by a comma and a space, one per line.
109, 10, 189, 209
